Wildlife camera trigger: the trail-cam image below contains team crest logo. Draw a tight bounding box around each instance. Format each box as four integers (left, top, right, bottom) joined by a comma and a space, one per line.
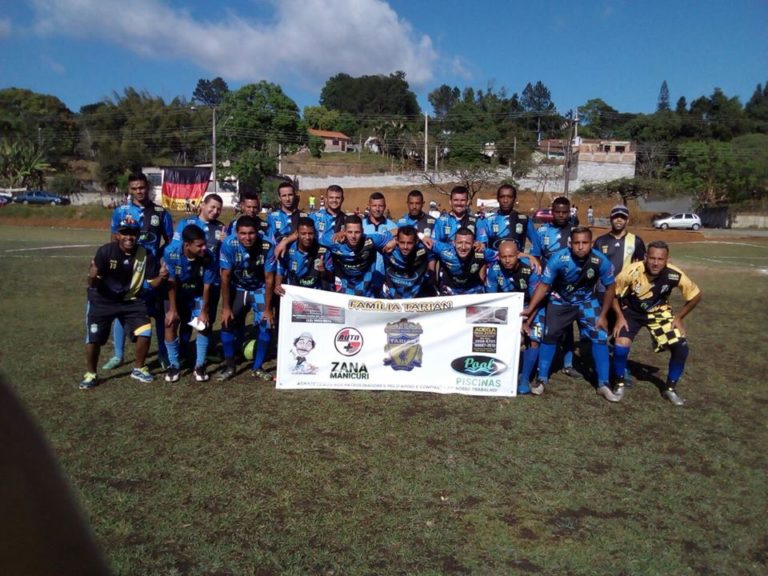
516, 223, 523, 234
151, 215, 160, 226
334, 327, 363, 356
383, 318, 424, 371
587, 268, 595, 279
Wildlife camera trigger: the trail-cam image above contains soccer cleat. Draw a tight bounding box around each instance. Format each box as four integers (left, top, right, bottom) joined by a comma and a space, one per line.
79, 372, 99, 390
215, 366, 236, 382
613, 377, 626, 399
130, 366, 153, 383
530, 380, 545, 396
194, 366, 210, 382
561, 366, 582, 379
623, 369, 634, 388
596, 385, 621, 402
251, 368, 272, 381
663, 389, 685, 406
101, 356, 122, 370
164, 367, 181, 383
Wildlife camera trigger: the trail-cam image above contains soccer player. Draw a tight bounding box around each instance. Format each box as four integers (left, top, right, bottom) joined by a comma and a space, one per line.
434, 185, 488, 247
531, 195, 580, 378
80, 218, 167, 389
398, 189, 437, 239
379, 225, 435, 299
423, 227, 486, 295
362, 191, 397, 294
162, 225, 217, 383
521, 227, 621, 402
312, 184, 347, 236
227, 187, 267, 236
611, 241, 702, 406
218, 216, 276, 381
593, 205, 646, 279
319, 215, 392, 297
267, 181, 308, 244
485, 240, 542, 394
103, 172, 174, 372
274, 217, 332, 293
484, 184, 540, 254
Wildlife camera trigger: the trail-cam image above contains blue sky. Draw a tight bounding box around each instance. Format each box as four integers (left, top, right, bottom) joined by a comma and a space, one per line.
1, 0, 766, 116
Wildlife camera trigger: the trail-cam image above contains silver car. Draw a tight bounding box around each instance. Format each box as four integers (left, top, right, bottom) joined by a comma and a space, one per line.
653, 212, 702, 230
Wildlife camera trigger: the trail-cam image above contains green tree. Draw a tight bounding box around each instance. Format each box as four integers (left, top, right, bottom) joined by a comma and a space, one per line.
218, 82, 306, 189
521, 81, 558, 139
657, 80, 671, 112
192, 77, 230, 107
0, 139, 52, 188
320, 71, 420, 117
670, 140, 735, 206
428, 84, 461, 120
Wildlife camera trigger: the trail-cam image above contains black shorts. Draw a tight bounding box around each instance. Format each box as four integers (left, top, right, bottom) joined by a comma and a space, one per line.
543, 299, 608, 345
86, 295, 152, 345
618, 305, 682, 352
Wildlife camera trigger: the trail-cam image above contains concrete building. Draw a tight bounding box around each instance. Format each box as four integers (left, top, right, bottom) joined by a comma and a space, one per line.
309, 129, 351, 153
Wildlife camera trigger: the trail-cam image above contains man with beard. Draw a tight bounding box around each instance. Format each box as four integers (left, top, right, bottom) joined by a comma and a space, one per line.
217, 216, 276, 381
593, 205, 646, 281
484, 184, 540, 254
102, 172, 173, 372
434, 185, 488, 249
227, 188, 268, 236
319, 215, 391, 297
379, 226, 435, 299
397, 189, 437, 239
521, 227, 620, 402
80, 218, 167, 389
611, 241, 701, 406
423, 227, 487, 295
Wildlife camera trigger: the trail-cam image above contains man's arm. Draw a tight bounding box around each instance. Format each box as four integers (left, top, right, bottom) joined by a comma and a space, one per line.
671, 291, 702, 336
597, 283, 615, 333
220, 268, 233, 328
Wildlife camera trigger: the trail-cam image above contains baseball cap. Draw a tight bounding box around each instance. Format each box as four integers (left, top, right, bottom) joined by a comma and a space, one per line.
610, 205, 630, 219
117, 217, 140, 233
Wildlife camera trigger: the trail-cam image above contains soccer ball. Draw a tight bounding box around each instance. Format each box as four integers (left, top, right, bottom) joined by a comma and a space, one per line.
243, 339, 256, 361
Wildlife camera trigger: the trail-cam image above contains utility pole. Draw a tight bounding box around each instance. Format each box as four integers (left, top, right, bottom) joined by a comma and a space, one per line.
563, 109, 578, 198
278, 142, 283, 175
211, 106, 217, 192
424, 113, 428, 172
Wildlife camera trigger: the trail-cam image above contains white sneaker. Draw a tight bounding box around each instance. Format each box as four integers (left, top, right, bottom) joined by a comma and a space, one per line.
596, 385, 621, 402
530, 380, 545, 396
663, 389, 685, 406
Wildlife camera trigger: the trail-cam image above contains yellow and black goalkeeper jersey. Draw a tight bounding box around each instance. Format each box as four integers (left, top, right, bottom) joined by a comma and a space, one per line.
614, 261, 700, 313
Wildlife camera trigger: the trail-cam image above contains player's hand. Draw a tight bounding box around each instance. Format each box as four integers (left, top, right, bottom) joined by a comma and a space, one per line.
332, 230, 346, 243
158, 261, 169, 280
473, 241, 486, 253
220, 308, 234, 329
527, 254, 542, 275
197, 309, 209, 328
274, 238, 290, 259
165, 310, 179, 328
671, 317, 686, 337
262, 309, 274, 329
383, 237, 397, 254
275, 283, 286, 296
613, 315, 629, 339
421, 236, 434, 249
596, 315, 609, 333
520, 306, 532, 318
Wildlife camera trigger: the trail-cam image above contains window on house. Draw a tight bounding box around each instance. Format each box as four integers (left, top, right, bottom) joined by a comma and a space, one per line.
615, 145, 626, 153
332, 139, 339, 145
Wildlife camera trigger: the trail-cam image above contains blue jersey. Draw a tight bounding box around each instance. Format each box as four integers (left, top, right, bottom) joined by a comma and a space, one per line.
485, 256, 539, 302
276, 241, 333, 290
320, 231, 391, 296
219, 233, 275, 292
542, 248, 615, 305
162, 240, 217, 298
380, 242, 434, 299
266, 208, 309, 244
484, 210, 540, 253
429, 240, 486, 295
397, 212, 437, 238
225, 214, 268, 236
111, 202, 173, 257
434, 211, 488, 244
531, 222, 575, 265
173, 216, 226, 285
311, 208, 346, 236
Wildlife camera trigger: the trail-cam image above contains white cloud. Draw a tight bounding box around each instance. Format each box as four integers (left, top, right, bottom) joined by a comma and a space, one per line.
449, 56, 473, 81
0, 17, 11, 39
31, 0, 437, 88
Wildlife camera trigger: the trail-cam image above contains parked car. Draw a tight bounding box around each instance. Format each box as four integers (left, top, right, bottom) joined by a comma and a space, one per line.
0, 195, 10, 207
652, 212, 702, 230
13, 190, 71, 205
533, 208, 553, 223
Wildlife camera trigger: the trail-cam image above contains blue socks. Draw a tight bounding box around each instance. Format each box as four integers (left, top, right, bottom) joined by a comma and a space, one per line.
519, 347, 539, 393
613, 345, 631, 380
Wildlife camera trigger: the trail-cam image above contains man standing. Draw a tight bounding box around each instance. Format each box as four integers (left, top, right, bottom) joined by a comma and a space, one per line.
319, 215, 391, 297
593, 205, 646, 277
312, 184, 347, 236
611, 241, 702, 405
218, 216, 276, 381
102, 172, 173, 371
434, 185, 488, 247
398, 189, 437, 239
227, 188, 267, 236
362, 191, 397, 294
274, 217, 332, 294
162, 225, 217, 383
80, 218, 167, 389
267, 181, 308, 245
521, 227, 621, 402
485, 240, 542, 394
484, 184, 540, 253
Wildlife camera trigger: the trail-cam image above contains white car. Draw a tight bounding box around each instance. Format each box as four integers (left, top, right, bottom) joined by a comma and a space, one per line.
653, 212, 702, 230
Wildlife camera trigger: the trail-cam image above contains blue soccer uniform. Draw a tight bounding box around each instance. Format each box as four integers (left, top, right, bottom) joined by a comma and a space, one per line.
434, 212, 488, 244
380, 241, 435, 299
320, 230, 392, 297
428, 240, 486, 295
484, 210, 540, 253
276, 241, 333, 290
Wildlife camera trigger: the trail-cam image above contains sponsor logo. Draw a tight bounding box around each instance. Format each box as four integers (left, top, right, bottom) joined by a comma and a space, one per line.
472, 327, 497, 353
90, 323, 98, 333
292, 301, 345, 324
451, 355, 507, 376
330, 361, 369, 379
516, 223, 523, 234
151, 215, 160, 226
334, 327, 363, 356
587, 268, 595, 279
384, 319, 424, 372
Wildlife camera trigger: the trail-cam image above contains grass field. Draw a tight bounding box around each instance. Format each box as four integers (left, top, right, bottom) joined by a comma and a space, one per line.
1, 225, 767, 575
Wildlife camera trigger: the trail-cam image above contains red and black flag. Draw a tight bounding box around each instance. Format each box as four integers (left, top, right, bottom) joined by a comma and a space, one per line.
161, 167, 212, 211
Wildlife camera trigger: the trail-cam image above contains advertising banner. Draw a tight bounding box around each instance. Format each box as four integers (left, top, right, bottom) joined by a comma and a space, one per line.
276, 286, 523, 397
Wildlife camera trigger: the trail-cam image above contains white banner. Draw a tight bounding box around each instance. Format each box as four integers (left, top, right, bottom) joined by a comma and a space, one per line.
276, 286, 523, 397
